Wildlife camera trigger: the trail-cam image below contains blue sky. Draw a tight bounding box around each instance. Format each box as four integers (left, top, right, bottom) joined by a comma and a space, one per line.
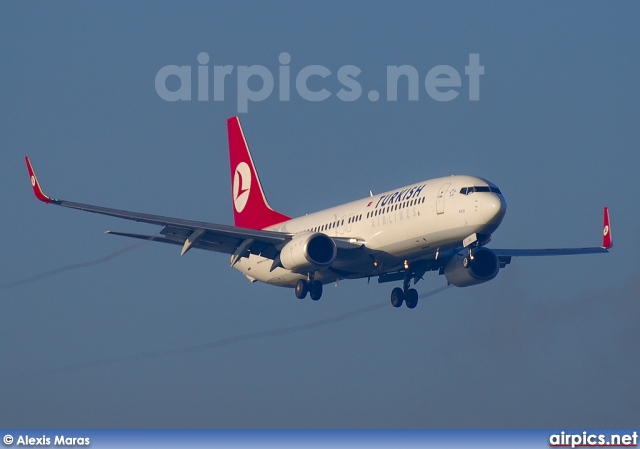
1, 1, 639, 428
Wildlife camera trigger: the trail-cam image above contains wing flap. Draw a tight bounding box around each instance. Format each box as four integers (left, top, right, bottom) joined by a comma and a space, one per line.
106, 230, 255, 255
105, 231, 180, 245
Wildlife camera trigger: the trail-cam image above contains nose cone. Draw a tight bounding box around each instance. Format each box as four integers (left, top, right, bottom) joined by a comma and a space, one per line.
480, 193, 507, 225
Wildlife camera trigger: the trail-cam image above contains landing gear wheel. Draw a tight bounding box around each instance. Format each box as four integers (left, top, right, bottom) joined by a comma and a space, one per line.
309, 280, 323, 301
391, 287, 404, 308
295, 279, 308, 299
405, 288, 418, 309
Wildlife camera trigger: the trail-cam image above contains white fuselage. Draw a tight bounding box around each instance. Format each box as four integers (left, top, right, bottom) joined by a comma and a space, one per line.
233, 175, 506, 287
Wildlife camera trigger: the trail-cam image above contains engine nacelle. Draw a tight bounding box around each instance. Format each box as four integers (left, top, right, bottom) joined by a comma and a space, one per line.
280, 232, 337, 273
444, 247, 500, 287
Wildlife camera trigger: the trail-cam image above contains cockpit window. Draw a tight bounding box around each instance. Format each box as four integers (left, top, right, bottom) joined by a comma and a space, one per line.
460, 186, 502, 195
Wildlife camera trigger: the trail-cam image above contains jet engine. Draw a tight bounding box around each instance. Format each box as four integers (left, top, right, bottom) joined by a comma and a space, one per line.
444, 247, 500, 287
280, 232, 337, 272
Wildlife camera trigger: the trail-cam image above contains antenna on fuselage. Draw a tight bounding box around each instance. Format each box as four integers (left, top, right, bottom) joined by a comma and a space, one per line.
369, 190, 374, 197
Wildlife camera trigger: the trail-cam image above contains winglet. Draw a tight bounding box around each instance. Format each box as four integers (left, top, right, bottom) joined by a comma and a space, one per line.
602, 206, 612, 249
25, 156, 57, 204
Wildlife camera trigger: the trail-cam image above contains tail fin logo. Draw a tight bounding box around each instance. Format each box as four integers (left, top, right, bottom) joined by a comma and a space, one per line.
232, 162, 251, 213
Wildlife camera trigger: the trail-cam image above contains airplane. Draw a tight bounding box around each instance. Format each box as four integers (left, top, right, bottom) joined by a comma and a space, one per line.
25, 116, 612, 309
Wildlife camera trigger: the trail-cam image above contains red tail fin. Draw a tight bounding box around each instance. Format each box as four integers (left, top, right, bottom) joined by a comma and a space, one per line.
227, 117, 290, 230
602, 206, 612, 249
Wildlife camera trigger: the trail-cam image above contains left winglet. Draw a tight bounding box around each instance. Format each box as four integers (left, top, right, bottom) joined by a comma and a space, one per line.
602, 206, 612, 249
25, 156, 58, 204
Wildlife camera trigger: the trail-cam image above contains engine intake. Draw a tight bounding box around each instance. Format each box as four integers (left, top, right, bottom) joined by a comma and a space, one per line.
444, 247, 500, 287
280, 232, 337, 273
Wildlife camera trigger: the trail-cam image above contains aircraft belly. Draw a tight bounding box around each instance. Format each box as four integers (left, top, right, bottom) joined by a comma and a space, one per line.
233, 254, 294, 287
233, 253, 340, 287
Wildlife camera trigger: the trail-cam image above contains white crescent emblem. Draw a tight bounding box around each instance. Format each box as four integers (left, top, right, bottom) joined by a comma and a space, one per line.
233, 162, 251, 213
603, 225, 609, 236
30, 175, 36, 187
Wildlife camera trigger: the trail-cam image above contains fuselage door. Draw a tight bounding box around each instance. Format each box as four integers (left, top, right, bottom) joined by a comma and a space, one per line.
436, 183, 451, 215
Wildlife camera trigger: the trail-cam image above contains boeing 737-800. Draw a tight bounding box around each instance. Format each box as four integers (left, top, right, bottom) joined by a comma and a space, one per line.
25, 117, 612, 309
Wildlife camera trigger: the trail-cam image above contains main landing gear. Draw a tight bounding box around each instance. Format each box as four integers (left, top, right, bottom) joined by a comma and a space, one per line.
390, 276, 419, 309
294, 278, 323, 301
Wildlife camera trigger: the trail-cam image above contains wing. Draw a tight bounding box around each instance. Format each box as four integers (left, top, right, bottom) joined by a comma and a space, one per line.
25, 156, 290, 261
489, 207, 612, 260
25, 157, 366, 266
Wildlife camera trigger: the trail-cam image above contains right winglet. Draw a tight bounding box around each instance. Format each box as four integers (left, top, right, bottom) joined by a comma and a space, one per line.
602, 206, 612, 249
25, 156, 58, 204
